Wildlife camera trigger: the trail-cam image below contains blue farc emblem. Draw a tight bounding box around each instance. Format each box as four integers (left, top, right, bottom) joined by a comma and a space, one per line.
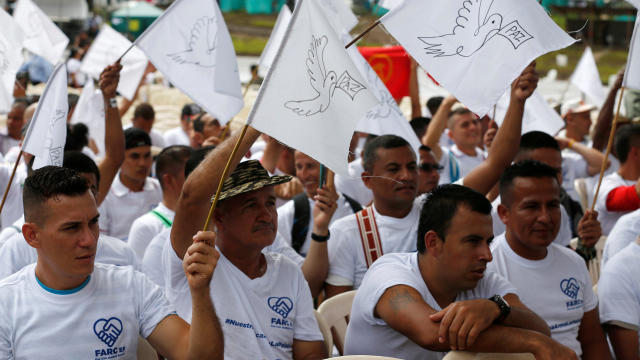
93, 317, 123, 347
560, 278, 580, 300
268, 296, 294, 319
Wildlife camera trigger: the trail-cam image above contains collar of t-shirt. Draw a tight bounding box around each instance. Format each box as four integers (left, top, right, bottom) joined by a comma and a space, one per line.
494, 233, 554, 269
112, 173, 157, 197
217, 247, 279, 288
153, 203, 175, 222
450, 144, 485, 160
27, 264, 96, 304
371, 201, 420, 230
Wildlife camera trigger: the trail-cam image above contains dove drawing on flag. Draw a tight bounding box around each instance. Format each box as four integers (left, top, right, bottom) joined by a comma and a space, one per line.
419, 0, 504, 57
285, 35, 367, 117
168, 16, 218, 68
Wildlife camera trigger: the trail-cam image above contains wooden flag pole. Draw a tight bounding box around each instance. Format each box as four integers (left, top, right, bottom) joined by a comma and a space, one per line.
345, 19, 381, 49
219, 74, 258, 142
0, 150, 23, 215
117, 43, 136, 62
202, 124, 250, 231
590, 86, 626, 211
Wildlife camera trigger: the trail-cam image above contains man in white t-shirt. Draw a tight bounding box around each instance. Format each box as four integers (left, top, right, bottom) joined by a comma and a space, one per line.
164, 103, 200, 147
602, 209, 640, 266
128, 146, 192, 259
168, 126, 326, 359
0, 166, 223, 359
598, 237, 640, 359
99, 128, 162, 240
491, 161, 611, 358
128, 103, 165, 148
345, 184, 574, 359
0, 100, 26, 155
595, 124, 640, 234
327, 63, 540, 297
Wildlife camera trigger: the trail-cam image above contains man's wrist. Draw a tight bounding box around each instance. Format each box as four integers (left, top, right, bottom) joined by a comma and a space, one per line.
104, 97, 118, 109
311, 230, 330, 242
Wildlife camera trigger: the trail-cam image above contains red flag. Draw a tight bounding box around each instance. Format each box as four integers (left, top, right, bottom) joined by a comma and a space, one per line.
358, 46, 410, 101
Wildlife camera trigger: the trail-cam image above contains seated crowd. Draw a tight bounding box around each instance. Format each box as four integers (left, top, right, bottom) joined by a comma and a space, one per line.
0, 58, 639, 360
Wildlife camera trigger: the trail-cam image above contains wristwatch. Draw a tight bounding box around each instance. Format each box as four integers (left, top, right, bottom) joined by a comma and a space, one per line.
107, 98, 118, 109
489, 294, 511, 323
311, 231, 330, 242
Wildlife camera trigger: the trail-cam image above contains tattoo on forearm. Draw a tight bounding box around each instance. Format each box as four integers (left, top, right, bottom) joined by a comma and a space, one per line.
388, 287, 417, 312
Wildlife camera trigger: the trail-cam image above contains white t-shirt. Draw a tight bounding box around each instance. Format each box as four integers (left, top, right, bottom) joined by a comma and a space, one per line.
0, 263, 174, 360
264, 232, 305, 267
488, 233, 597, 356
0, 215, 24, 248
598, 242, 640, 345
142, 228, 171, 287
67, 58, 87, 86
561, 151, 590, 203
344, 252, 516, 359
491, 196, 573, 247
447, 144, 486, 179
99, 175, 162, 241
277, 193, 359, 256
327, 199, 422, 289
0, 233, 140, 279
436, 145, 457, 185
163, 126, 190, 147
0, 134, 19, 156
594, 172, 637, 235
602, 209, 640, 267
333, 159, 373, 206
128, 203, 174, 260
161, 243, 323, 359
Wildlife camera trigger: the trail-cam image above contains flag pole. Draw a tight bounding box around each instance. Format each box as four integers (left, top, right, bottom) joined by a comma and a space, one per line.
590, 86, 626, 211
219, 73, 258, 142
202, 124, 249, 231
0, 150, 23, 215
117, 43, 136, 62
345, 19, 381, 49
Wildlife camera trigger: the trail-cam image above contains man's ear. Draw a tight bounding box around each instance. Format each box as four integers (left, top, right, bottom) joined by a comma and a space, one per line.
424, 230, 443, 256
22, 223, 41, 249
162, 173, 175, 191
497, 203, 509, 227
361, 171, 372, 190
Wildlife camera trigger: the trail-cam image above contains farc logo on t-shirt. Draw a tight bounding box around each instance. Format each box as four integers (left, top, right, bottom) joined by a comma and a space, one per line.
93, 317, 127, 359
268, 296, 294, 330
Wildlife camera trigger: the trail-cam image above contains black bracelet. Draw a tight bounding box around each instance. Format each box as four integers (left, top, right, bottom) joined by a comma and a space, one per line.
311, 231, 330, 242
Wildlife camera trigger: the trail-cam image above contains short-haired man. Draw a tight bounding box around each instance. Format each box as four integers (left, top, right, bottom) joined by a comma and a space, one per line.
492, 161, 611, 359
164, 103, 201, 147
128, 145, 192, 259
0, 166, 223, 359
189, 113, 223, 149
166, 127, 326, 359
130, 102, 165, 148
99, 128, 162, 240
345, 184, 574, 359
598, 236, 640, 359
595, 124, 640, 234
1, 100, 26, 155
418, 145, 442, 195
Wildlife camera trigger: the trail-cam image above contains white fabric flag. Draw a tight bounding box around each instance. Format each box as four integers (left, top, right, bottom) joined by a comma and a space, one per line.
379, 0, 404, 10
80, 25, 148, 101
70, 80, 106, 158
13, 0, 69, 65
258, 6, 292, 76
494, 89, 564, 136
623, 16, 640, 91
248, 0, 379, 176
135, 0, 243, 124
381, 0, 576, 117
320, 0, 358, 34
0, 8, 25, 113
569, 47, 605, 107
346, 41, 421, 155
22, 63, 68, 169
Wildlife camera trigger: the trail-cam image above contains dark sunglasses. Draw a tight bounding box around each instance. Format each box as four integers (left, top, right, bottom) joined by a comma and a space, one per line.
420, 163, 444, 173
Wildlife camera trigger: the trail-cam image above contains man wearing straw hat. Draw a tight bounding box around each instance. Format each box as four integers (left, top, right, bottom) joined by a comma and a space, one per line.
166, 127, 327, 359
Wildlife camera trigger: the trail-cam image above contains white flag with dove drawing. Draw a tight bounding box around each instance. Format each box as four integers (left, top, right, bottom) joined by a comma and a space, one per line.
80, 25, 148, 101
135, 0, 243, 124
22, 63, 68, 170
0, 8, 25, 113
346, 41, 421, 154
623, 16, 640, 91
13, 0, 69, 65
248, 0, 379, 176
380, 0, 576, 117
569, 47, 605, 107
494, 89, 564, 136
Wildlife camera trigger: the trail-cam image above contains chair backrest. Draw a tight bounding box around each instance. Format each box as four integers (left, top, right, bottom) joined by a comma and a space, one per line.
443, 351, 535, 360
574, 178, 589, 212
314, 309, 333, 356
317, 290, 357, 356
588, 235, 607, 285
137, 336, 158, 360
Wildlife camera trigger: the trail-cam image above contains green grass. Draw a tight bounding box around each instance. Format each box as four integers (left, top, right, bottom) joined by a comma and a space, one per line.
249, 19, 276, 28
536, 45, 627, 82
232, 35, 269, 56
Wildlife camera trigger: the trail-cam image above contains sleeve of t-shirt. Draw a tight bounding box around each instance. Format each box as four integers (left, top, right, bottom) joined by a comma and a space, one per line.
579, 261, 598, 313
598, 266, 640, 329
266, 233, 304, 267
0, 303, 11, 359
0, 235, 37, 280
134, 270, 176, 338
475, 271, 519, 299
99, 202, 111, 235
292, 267, 323, 342
128, 217, 155, 260
326, 222, 357, 286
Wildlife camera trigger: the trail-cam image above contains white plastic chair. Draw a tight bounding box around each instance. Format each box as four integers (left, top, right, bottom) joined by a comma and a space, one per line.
588, 236, 607, 285
574, 178, 589, 212
137, 336, 158, 360
317, 290, 357, 356
443, 351, 534, 359
315, 310, 333, 357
